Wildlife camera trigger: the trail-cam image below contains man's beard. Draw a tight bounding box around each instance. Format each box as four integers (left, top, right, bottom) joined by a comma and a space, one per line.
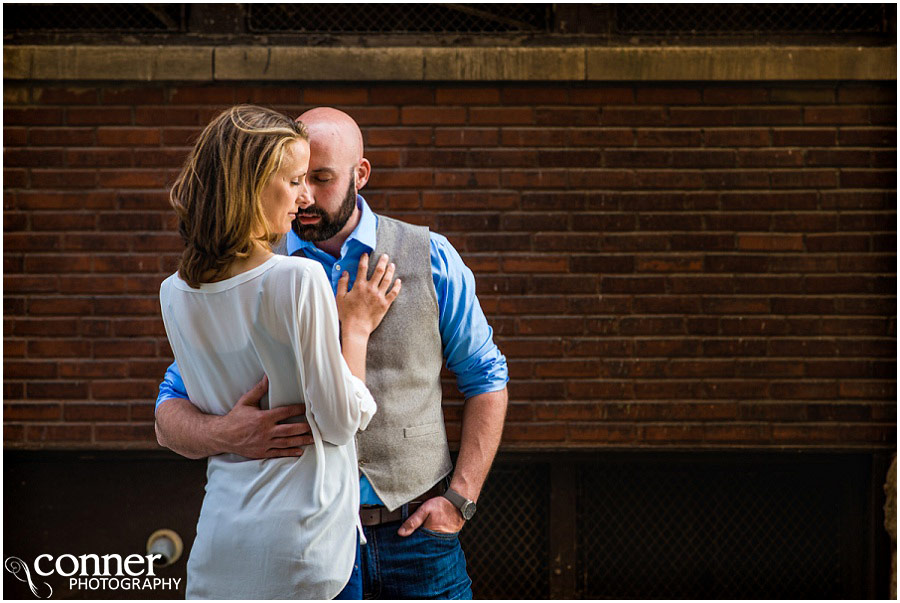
292, 173, 357, 242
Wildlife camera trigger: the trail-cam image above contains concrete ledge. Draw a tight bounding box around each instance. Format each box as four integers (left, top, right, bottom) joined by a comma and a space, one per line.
216, 47, 423, 80
4, 45, 896, 81
5, 46, 212, 81
587, 46, 897, 81
423, 47, 584, 80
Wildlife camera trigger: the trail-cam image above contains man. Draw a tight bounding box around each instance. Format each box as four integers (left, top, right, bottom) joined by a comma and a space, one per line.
155, 107, 509, 599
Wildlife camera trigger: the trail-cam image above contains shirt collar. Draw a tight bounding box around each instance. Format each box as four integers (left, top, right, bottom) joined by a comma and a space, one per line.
286, 195, 377, 257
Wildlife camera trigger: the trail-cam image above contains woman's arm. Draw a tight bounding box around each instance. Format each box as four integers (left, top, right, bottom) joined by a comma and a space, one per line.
336, 252, 401, 381
294, 255, 399, 445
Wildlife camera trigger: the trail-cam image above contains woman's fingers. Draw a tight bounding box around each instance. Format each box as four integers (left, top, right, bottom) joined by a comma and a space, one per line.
370, 253, 389, 286
379, 262, 396, 294
355, 252, 370, 283
337, 271, 350, 298
386, 278, 402, 303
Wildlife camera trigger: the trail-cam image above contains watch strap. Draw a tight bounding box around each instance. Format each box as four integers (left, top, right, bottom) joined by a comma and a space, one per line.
442, 487, 468, 510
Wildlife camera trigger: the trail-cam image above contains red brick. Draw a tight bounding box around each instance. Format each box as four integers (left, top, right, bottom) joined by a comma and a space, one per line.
805, 106, 870, 125
705, 128, 769, 147
96, 128, 161, 146
91, 380, 158, 400
34, 87, 100, 104
735, 107, 803, 125
347, 107, 400, 125
570, 424, 638, 442
703, 87, 769, 104
4, 127, 28, 146
369, 170, 433, 188
369, 86, 434, 105
24, 254, 92, 273
838, 127, 895, 146
97, 170, 171, 189
4, 108, 64, 125
304, 87, 368, 104
669, 108, 735, 127
401, 107, 466, 125
27, 381, 89, 399
94, 423, 156, 442
436, 88, 500, 104
68, 107, 131, 125
569, 128, 633, 147
103, 88, 166, 104
634, 170, 703, 190
839, 381, 895, 399
64, 403, 130, 421
737, 234, 804, 251
536, 107, 599, 126
5, 402, 64, 420
502, 423, 566, 442
837, 85, 896, 104
469, 107, 534, 125
570, 169, 634, 189
772, 128, 837, 146
570, 87, 633, 104
168, 86, 235, 105
635, 128, 702, 147
504, 87, 570, 104
635, 87, 701, 104
770, 170, 838, 188
737, 149, 803, 167
134, 106, 203, 126
366, 127, 433, 146
4, 168, 28, 188
26, 424, 93, 442
4, 149, 65, 168
769, 87, 835, 104
839, 170, 896, 189
601, 108, 666, 126
499, 128, 566, 147
434, 127, 498, 147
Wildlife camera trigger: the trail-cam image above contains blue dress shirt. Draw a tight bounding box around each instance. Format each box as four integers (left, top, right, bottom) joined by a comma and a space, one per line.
156, 195, 508, 506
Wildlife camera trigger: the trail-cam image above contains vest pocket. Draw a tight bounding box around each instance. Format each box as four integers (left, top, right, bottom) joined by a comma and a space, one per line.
403, 422, 441, 438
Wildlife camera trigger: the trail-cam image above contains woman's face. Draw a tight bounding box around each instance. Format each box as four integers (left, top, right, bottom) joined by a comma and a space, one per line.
260, 139, 312, 236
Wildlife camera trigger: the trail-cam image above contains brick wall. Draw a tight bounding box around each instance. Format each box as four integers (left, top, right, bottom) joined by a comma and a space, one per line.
3, 81, 896, 450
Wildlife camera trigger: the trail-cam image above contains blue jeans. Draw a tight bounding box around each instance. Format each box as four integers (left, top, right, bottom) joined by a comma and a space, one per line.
334, 533, 363, 599
359, 505, 473, 599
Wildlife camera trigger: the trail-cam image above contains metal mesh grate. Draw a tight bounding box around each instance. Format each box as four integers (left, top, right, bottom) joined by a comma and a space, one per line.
616, 3, 887, 34
247, 3, 551, 33
459, 463, 551, 599
4, 3, 184, 32
576, 460, 848, 599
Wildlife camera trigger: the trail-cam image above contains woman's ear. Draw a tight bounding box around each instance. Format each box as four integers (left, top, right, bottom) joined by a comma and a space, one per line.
355, 158, 372, 190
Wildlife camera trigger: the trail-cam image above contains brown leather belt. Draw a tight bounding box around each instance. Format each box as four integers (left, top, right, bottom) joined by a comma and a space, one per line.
359, 481, 447, 527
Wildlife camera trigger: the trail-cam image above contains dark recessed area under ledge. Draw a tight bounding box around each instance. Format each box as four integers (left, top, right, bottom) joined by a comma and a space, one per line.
3, 449, 893, 599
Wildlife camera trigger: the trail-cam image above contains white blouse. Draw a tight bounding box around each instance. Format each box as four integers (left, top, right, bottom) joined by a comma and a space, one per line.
159, 254, 376, 600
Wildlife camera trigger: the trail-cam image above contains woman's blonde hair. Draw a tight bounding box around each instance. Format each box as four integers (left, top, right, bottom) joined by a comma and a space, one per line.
170, 105, 308, 288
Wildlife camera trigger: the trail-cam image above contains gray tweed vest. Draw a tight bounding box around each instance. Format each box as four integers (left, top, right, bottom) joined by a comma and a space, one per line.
281, 216, 451, 511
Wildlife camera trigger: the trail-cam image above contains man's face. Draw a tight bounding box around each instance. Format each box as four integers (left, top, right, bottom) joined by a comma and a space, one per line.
291, 169, 356, 242
291, 131, 360, 242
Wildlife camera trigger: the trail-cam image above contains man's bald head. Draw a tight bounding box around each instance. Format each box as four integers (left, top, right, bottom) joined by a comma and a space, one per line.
297, 107, 364, 164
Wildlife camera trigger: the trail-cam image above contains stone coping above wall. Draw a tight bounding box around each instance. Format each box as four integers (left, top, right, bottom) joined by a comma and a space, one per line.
4, 45, 896, 82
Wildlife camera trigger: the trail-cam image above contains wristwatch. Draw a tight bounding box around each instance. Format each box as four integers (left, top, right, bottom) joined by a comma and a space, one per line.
442, 488, 476, 521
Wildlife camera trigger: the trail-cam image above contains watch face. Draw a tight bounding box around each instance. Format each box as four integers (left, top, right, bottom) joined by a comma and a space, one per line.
461, 501, 476, 520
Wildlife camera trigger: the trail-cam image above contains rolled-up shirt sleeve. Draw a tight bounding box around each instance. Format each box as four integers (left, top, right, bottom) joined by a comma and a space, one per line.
155, 361, 187, 413
293, 263, 377, 445
431, 233, 509, 399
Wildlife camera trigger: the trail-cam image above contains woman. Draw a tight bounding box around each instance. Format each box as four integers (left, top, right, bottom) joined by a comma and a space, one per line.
158, 105, 399, 599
